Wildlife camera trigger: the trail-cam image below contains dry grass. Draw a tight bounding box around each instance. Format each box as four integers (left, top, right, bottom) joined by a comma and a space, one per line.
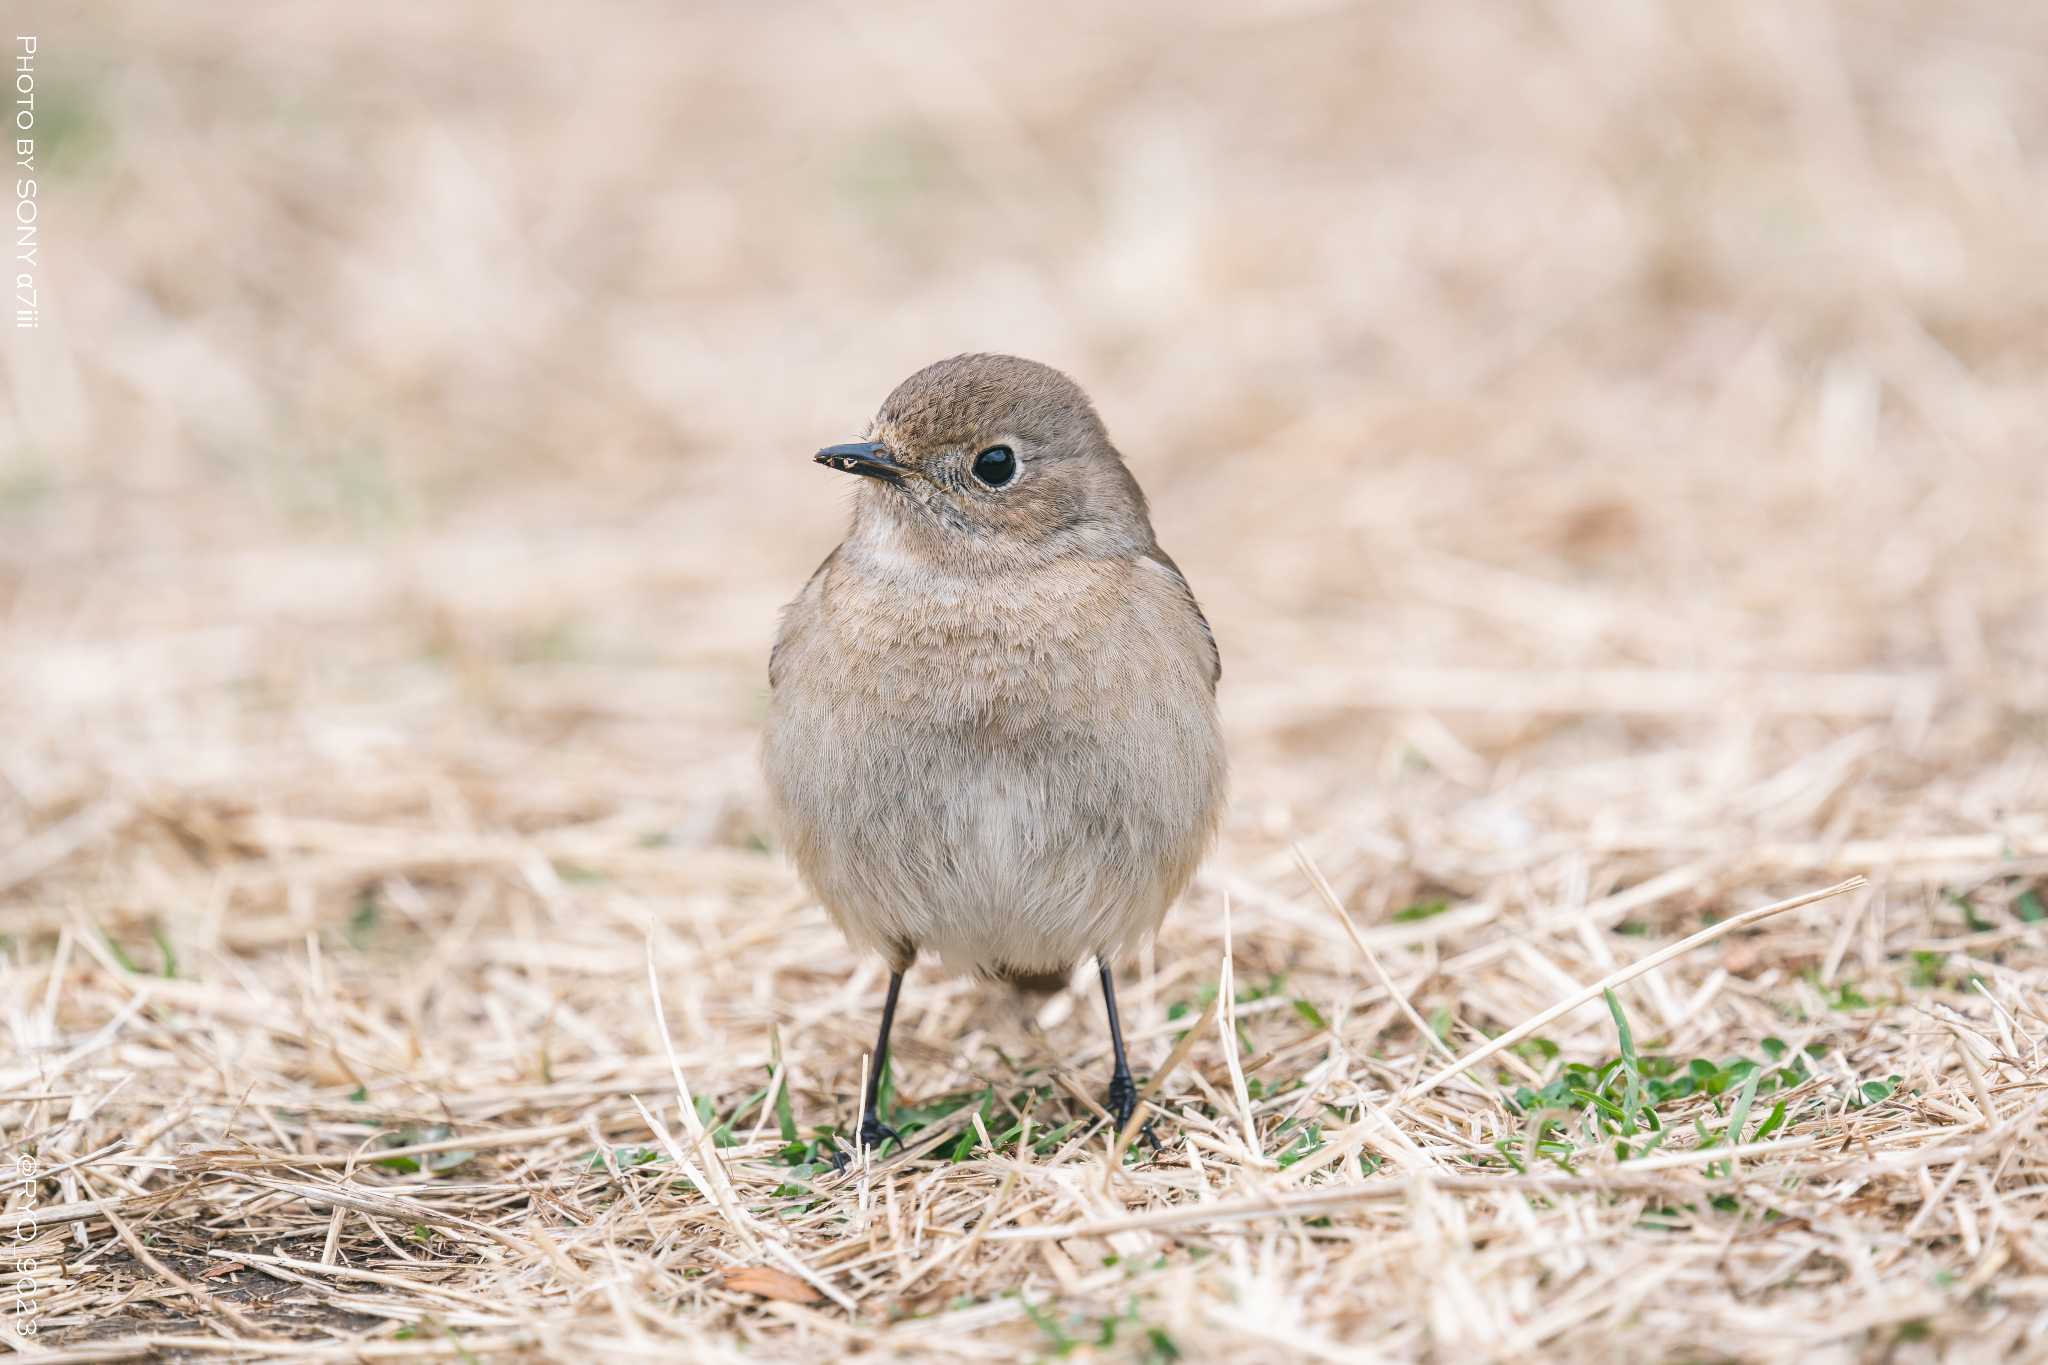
5, 2, 2048, 1360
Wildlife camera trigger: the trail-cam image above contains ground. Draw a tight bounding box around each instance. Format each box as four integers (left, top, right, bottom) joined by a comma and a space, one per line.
2, 2, 2046, 1361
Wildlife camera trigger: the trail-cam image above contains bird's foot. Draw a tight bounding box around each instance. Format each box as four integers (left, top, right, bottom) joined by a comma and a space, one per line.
829, 1115, 902, 1172
1107, 1070, 1138, 1131
1106, 1072, 1164, 1153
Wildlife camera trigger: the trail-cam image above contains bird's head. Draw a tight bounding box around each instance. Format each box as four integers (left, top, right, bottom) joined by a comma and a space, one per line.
816, 354, 1152, 566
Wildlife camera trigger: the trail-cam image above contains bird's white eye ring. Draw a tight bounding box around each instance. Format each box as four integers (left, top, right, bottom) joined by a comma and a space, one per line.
972, 446, 1017, 488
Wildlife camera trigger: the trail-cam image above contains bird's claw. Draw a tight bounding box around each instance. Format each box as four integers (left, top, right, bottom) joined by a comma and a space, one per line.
1107, 1071, 1138, 1131
1105, 1080, 1171, 1154
829, 1117, 901, 1172
1105, 1073, 1165, 1153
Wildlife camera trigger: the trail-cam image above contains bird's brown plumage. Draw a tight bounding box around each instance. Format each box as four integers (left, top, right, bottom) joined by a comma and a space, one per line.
763, 355, 1225, 981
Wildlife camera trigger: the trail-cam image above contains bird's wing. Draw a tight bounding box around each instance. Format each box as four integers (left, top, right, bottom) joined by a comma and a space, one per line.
1142, 542, 1221, 691
768, 546, 839, 691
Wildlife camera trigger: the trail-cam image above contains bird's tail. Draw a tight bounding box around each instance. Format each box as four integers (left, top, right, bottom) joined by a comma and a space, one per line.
987, 964, 1073, 995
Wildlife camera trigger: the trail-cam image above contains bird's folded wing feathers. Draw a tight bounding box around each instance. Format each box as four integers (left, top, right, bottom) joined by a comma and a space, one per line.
1141, 543, 1221, 690
769, 547, 839, 691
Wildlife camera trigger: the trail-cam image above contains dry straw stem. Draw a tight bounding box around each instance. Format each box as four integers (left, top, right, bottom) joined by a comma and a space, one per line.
1215, 897, 1265, 1160
986, 1170, 1705, 1244
641, 938, 764, 1257
1297, 845, 1462, 1068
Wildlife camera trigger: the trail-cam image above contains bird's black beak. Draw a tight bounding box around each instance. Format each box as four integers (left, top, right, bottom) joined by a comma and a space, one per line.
815, 442, 910, 485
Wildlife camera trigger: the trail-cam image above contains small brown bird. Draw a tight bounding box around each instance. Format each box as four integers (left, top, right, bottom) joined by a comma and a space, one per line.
763, 354, 1225, 1155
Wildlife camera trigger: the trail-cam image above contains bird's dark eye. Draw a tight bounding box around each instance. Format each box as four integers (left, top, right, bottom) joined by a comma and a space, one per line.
971, 445, 1017, 488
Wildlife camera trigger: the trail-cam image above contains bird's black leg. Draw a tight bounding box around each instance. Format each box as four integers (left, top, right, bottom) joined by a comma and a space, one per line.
1099, 959, 1155, 1147
857, 970, 906, 1150
834, 970, 904, 1169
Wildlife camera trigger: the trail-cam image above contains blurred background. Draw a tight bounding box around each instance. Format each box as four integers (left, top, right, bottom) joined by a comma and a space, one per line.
3, 2, 2045, 1011
4, 5, 2047, 1351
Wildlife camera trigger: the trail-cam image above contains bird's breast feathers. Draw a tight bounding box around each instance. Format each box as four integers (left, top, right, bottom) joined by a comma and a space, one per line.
778, 545, 1215, 731
764, 535, 1224, 972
